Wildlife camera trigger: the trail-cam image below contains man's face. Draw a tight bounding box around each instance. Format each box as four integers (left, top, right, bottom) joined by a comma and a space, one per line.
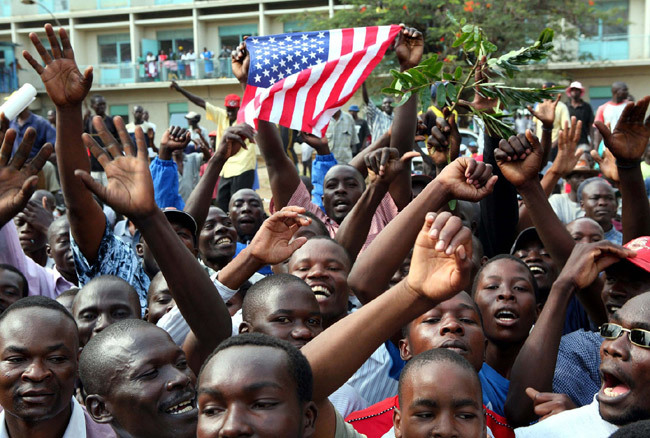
170, 222, 198, 257
229, 190, 264, 240
101, 326, 198, 438
581, 181, 617, 228
288, 239, 350, 327
199, 207, 238, 264
400, 293, 486, 372
146, 279, 176, 325
226, 106, 238, 122
47, 111, 55, 125
46, 220, 75, 280
567, 218, 604, 244
92, 97, 106, 117
514, 239, 558, 294
133, 107, 144, 123
612, 85, 629, 103
73, 285, 140, 347
0, 269, 25, 315
322, 166, 364, 224
567, 172, 590, 193
569, 88, 582, 100
601, 261, 650, 319
349, 110, 358, 120
382, 97, 394, 115
197, 345, 316, 438
242, 285, 323, 349
0, 308, 77, 423
394, 362, 486, 438
14, 211, 47, 255
598, 294, 650, 426
473, 259, 537, 345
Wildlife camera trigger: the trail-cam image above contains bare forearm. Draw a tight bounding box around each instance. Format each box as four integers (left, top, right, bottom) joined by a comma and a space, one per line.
303, 280, 432, 402
184, 155, 226, 232
541, 128, 552, 167
217, 246, 264, 290
348, 179, 449, 304
618, 165, 650, 242
56, 106, 105, 261
173, 86, 206, 109
517, 170, 561, 231
388, 94, 416, 209
257, 120, 300, 208
505, 279, 575, 426
335, 182, 389, 262
348, 134, 390, 178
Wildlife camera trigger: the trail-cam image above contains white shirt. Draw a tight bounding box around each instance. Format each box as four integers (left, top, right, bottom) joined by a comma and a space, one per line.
515, 396, 618, 438
0, 397, 87, 438
382, 425, 495, 438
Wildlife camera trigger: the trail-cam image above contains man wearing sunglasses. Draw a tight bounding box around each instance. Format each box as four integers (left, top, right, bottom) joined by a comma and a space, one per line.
514, 237, 650, 437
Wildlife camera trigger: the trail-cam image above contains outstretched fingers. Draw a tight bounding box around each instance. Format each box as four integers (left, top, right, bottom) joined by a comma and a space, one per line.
93, 116, 123, 158
74, 169, 108, 203
0, 129, 16, 167
82, 133, 111, 169
44, 23, 63, 60
27, 143, 54, 175
10, 128, 36, 170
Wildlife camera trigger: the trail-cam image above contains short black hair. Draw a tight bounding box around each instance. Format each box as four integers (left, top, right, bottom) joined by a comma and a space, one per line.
471, 254, 538, 299
577, 177, 612, 201
74, 275, 141, 316
79, 319, 158, 396
610, 419, 650, 437
300, 211, 329, 238
242, 274, 314, 322
296, 235, 352, 269
57, 287, 79, 300
324, 164, 366, 190
0, 264, 28, 298
398, 348, 481, 404
199, 333, 313, 404
0, 295, 77, 329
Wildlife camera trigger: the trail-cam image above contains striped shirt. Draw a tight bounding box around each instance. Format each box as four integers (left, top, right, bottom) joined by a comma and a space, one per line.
364, 100, 393, 143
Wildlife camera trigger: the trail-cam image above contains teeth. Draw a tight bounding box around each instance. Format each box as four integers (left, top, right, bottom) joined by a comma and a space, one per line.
603, 387, 616, 398
496, 311, 516, 320
216, 237, 232, 245
529, 266, 544, 274
166, 400, 193, 414
311, 285, 331, 297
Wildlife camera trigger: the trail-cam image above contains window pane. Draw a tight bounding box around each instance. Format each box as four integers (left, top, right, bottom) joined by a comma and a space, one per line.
120, 43, 132, 63
100, 44, 118, 63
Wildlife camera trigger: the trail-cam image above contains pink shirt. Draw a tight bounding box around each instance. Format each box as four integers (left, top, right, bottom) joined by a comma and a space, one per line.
277, 181, 399, 252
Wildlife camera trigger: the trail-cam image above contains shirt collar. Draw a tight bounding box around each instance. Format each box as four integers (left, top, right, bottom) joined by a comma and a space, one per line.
0, 397, 87, 438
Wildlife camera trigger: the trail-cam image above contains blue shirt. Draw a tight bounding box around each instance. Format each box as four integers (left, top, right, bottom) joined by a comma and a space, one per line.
71, 217, 149, 315
234, 241, 273, 276
553, 329, 602, 407
478, 362, 510, 417
10, 112, 56, 158
311, 153, 337, 210
150, 157, 185, 210
604, 227, 622, 245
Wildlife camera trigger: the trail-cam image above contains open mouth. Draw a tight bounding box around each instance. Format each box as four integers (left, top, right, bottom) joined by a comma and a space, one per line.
332, 199, 350, 213
528, 265, 546, 276
601, 372, 630, 399
164, 397, 196, 415
494, 308, 519, 327
215, 237, 233, 246
311, 285, 332, 302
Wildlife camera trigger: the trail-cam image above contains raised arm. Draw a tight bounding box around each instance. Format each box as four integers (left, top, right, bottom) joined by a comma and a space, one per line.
184, 124, 255, 232
169, 80, 206, 109
305, 213, 474, 437
335, 147, 418, 262
150, 126, 191, 210
504, 241, 634, 426
23, 25, 104, 261
76, 127, 231, 373
593, 96, 650, 242
348, 155, 497, 304
527, 94, 561, 166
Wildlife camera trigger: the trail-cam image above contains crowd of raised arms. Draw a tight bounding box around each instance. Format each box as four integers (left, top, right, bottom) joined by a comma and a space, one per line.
1, 22, 650, 438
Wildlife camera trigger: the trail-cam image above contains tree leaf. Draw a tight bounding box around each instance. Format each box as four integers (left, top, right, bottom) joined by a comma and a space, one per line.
436, 85, 447, 108
395, 91, 413, 107
453, 66, 463, 80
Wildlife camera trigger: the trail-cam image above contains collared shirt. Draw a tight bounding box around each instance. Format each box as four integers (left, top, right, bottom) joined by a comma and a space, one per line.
113, 219, 141, 254
549, 193, 584, 224
604, 226, 623, 245
0, 397, 116, 438
553, 330, 602, 407
10, 112, 56, 158
205, 102, 256, 178
178, 153, 204, 202
71, 217, 149, 314
278, 181, 398, 253
364, 101, 393, 143
0, 222, 75, 298
515, 396, 617, 437
326, 111, 359, 164
479, 362, 510, 417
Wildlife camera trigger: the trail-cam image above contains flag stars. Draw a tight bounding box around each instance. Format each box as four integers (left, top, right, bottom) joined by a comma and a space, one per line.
269, 37, 276, 43
301, 33, 309, 40
263, 69, 270, 77
318, 32, 325, 38
254, 74, 261, 82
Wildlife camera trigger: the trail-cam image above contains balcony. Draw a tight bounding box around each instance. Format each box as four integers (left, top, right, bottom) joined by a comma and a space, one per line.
16, 58, 235, 93
578, 33, 630, 61
550, 32, 650, 69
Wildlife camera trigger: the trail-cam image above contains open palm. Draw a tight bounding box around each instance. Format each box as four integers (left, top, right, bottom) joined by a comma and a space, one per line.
248, 207, 311, 264
595, 96, 650, 162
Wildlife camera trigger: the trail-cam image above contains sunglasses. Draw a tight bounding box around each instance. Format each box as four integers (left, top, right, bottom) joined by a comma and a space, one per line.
600, 323, 650, 349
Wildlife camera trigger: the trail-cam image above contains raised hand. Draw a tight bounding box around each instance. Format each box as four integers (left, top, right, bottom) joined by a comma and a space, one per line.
594, 96, 650, 163
426, 110, 461, 164
75, 117, 157, 220
406, 212, 473, 302
525, 388, 576, 422
23, 24, 92, 109
494, 130, 543, 188
395, 25, 424, 71
436, 157, 498, 202
556, 240, 635, 291
458, 56, 498, 113
549, 117, 583, 177
300, 131, 330, 155
591, 147, 619, 183
528, 94, 561, 128
158, 126, 191, 160
247, 206, 311, 265
215, 124, 255, 162
364, 147, 419, 184
169, 80, 180, 91
18, 199, 54, 236
231, 41, 250, 85
0, 128, 53, 227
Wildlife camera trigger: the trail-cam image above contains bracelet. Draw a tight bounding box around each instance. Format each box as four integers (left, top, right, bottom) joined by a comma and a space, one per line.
616, 159, 641, 169
542, 126, 553, 132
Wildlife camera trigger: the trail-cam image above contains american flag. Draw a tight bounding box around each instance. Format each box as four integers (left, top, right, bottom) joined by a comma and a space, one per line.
239, 25, 401, 137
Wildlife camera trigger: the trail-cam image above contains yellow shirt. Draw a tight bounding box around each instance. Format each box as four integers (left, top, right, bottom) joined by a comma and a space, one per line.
535, 101, 570, 143
205, 101, 256, 178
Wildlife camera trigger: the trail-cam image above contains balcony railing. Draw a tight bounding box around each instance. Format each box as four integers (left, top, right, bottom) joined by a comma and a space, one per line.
554, 33, 650, 63
14, 58, 234, 93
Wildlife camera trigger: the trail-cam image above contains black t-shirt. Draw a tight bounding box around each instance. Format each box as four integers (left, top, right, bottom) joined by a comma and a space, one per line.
84, 115, 118, 171
568, 101, 594, 145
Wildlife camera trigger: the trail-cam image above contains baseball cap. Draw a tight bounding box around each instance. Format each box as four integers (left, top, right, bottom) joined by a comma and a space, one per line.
624, 236, 650, 273
566, 159, 599, 178
349, 104, 360, 112
224, 94, 240, 108
184, 111, 200, 120
565, 81, 585, 97
510, 227, 542, 255
162, 207, 197, 238
208, 130, 218, 138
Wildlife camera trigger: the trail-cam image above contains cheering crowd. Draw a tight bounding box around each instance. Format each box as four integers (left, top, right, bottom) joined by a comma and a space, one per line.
1, 22, 650, 438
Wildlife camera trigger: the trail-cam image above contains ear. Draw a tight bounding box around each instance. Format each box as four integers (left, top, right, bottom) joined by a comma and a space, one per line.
239, 321, 252, 334
301, 401, 318, 437
480, 256, 488, 266
143, 308, 150, 321
45, 244, 52, 258
135, 243, 144, 257
399, 338, 412, 361
85, 394, 114, 424
393, 408, 403, 438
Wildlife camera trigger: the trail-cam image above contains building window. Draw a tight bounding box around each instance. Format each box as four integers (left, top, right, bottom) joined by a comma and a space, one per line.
588, 86, 613, 112
96, 0, 130, 9
579, 0, 629, 61
168, 102, 189, 128
283, 21, 307, 33
218, 24, 258, 53
98, 34, 131, 64
110, 104, 130, 124
157, 29, 193, 58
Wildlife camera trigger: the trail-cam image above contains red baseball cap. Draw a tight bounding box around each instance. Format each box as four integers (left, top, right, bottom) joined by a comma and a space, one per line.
225, 94, 240, 108
624, 236, 650, 273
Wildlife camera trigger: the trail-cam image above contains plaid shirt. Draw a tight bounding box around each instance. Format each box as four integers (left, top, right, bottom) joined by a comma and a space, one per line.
553, 330, 602, 407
